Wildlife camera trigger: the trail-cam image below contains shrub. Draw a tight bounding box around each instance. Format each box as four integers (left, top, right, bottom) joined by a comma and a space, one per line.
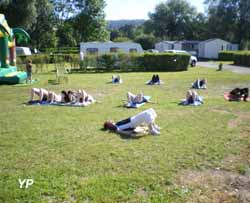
219, 51, 236, 61
16, 52, 190, 72
219, 51, 250, 67
143, 53, 190, 71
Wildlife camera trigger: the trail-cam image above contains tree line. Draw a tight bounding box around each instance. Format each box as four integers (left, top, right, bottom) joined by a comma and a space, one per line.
0, 0, 249, 50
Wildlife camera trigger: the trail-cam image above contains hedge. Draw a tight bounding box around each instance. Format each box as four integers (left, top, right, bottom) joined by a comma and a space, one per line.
219, 51, 250, 67
218, 51, 236, 61
16, 52, 190, 72
142, 53, 190, 71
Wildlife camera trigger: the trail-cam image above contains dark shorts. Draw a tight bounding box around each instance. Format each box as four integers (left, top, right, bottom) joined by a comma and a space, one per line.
27, 71, 32, 77
116, 117, 131, 126
42, 95, 48, 102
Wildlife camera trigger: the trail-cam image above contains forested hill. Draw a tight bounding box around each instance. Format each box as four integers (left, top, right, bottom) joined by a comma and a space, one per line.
107, 19, 145, 30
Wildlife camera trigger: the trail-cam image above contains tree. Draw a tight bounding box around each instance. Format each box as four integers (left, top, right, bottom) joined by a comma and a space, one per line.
53, 0, 86, 21
110, 30, 122, 41
118, 24, 136, 40
206, 0, 238, 42
29, 0, 57, 49
113, 37, 130, 42
145, 0, 199, 40
205, 0, 250, 48
134, 34, 156, 50
72, 0, 109, 42
0, 0, 37, 30
57, 21, 77, 47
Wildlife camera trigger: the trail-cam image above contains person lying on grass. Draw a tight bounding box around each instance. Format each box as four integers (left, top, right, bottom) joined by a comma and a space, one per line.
229, 88, 249, 101
103, 108, 160, 136
127, 91, 145, 104
29, 88, 95, 104
192, 78, 207, 89
148, 74, 160, 85
48, 91, 62, 103
59, 90, 95, 104
76, 89, 95, 103
30, 88, 49, 102
112, 75, 122, 84
61, 90, 78, 103
185, 90, 202, 104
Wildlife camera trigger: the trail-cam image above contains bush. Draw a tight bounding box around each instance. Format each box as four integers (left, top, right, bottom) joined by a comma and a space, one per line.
143, 53, 190, 71
219, 51, 250, 67
219, 51, 236, 61
16, 52, 190, 72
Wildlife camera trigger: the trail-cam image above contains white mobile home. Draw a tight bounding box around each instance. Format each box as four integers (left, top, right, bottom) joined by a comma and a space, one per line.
198, 38, 238, 59
80, 41, 143, 55
155, 41, 178, 52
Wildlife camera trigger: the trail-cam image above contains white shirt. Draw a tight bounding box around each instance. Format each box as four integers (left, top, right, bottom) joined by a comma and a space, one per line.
116, 108, 157, 131
130, 108, 157, 127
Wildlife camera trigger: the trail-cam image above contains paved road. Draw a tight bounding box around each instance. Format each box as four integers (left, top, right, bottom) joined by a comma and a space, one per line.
197, 61, 250, 75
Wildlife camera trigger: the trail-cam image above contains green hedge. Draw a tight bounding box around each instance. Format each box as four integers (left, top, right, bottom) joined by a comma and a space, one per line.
219, 51, 250, 67
218, 51, 236, 61
41, 47, 79, 54
16, 52, 190, 72
143, 53, 190, 71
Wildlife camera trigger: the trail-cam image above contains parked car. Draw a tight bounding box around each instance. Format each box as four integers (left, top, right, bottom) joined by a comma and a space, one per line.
147, 49, 159, 53
164, 50, 198, 67
16, 47, 32, 56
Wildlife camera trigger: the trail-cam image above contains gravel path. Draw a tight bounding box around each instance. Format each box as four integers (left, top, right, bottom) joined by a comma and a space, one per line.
197, 61, 250, 75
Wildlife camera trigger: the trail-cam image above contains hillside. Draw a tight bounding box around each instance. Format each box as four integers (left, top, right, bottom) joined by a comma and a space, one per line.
107, 19, 145, 30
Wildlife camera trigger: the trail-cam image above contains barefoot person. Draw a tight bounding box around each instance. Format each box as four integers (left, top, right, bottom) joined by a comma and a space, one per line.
103, 108, 160, 136
148, 74, 161, 85
112, 75, 122, 83
186, 89, 199, 104
29, 88, 49, 102
229, 88, 249, 101
26, 59, 33, 84
192, 78, 207, 89
48, 91, 62, 103
77, 89, 95, 104
127, 92, 145, 104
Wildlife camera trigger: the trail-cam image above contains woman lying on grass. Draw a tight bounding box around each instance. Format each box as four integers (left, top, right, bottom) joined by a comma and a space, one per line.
127, 91, 145, 104
29, 88, 95, 104
112, 75, 122, 84
186, 90, 199, 104
77, 89, 95, 103
180, 90, 203, 106
30, 88, 49, 102
192, 78, 207, 89
103, 108, 160, 136
228, 88, 249, 101
147, 74, 161, 85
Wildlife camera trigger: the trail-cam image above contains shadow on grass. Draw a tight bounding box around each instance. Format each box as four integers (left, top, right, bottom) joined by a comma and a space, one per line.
101, 128, 145, 140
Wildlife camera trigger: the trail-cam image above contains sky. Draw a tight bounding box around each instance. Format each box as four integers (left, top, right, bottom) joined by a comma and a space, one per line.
105, 0, 205, 20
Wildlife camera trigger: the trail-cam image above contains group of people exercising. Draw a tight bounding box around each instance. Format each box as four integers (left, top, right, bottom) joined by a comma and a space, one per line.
29, 88, 95, 104
28, 74, 248, 137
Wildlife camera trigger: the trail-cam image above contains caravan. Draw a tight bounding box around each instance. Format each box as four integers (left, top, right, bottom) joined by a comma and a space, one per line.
80, 41, 143, 55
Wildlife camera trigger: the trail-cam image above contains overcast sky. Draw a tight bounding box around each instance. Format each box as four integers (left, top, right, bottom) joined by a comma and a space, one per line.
105, 0, 205, 20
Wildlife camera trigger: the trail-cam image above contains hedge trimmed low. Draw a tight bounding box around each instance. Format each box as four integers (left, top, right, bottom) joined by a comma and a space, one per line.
17, 52, 190, 72
143, 53, 190, 71
219, 51, 250, 67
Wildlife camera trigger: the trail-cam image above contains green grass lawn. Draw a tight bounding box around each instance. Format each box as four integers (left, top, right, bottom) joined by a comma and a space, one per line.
0, 67, 250, 203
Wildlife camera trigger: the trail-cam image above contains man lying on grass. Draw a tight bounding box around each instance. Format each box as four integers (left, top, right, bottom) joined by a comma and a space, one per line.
103, 108, 160, 136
